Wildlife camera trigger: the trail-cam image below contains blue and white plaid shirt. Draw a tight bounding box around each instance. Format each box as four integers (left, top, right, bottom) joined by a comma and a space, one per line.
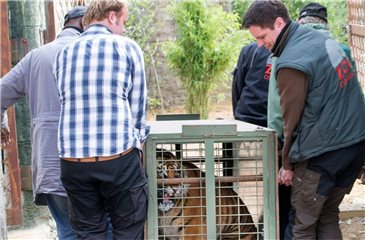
55, 24, 149, 158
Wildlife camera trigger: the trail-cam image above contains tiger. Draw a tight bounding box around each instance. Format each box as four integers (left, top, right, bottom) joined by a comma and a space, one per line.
156, 150, 259, 240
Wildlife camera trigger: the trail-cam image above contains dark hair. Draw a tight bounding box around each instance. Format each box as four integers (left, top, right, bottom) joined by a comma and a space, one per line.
243, 0, 290, 29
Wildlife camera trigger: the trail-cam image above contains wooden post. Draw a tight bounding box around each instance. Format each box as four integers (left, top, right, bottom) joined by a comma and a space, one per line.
0, 0, 23, 227
44, 1, 56, 44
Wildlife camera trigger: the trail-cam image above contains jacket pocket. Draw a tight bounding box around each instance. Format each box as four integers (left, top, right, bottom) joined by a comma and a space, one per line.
110, 185, 148, 228
130, 185, 148, 223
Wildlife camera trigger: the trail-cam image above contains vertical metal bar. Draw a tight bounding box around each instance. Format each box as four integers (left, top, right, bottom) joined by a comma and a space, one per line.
175, 143, 181, 159
222, 142, 233, 179
146, 139, 158, 239
262, 132, 278, 239
205, 139, 216, 239
0, 0, 23, 226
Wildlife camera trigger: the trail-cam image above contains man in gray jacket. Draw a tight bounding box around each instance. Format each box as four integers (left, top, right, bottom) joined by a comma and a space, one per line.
0, 6, 87, 239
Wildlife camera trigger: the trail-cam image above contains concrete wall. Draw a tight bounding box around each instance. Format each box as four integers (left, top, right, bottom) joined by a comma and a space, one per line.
147, 0, 183, 107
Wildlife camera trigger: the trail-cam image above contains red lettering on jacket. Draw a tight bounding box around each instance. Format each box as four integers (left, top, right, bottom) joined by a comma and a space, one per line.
264, 63, 272, 80
336, 58, 354, 88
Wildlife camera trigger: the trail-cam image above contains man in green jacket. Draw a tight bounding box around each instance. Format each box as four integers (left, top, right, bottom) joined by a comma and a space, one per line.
243, 1, 365, 239
268, 2, 357, 151
268, 6, 361, 238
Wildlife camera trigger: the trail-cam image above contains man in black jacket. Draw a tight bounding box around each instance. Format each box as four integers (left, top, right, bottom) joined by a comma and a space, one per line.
232, 42, 271, 127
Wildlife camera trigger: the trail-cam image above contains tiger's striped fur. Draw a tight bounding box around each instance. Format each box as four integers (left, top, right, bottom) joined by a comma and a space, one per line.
156, 150, 259, 240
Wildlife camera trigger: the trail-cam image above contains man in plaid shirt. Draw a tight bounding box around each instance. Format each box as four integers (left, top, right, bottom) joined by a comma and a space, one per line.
54, 0, 149, 239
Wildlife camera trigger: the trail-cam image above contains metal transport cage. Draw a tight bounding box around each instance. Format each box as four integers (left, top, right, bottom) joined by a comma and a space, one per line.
145, 120, 278, 239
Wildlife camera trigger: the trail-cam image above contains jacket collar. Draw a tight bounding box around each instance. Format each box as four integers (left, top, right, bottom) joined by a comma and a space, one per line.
57, 27, 82, 39
272, 21, 294, 57
62, 26, 83, 34
83, 24, 113, 36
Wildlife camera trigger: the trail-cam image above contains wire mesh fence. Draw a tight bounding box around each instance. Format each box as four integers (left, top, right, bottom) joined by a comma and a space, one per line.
348, 0, 365, 89
154, 141, 264, 239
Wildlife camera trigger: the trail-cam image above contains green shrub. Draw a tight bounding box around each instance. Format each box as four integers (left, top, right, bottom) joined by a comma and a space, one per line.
165, 0, 247, 119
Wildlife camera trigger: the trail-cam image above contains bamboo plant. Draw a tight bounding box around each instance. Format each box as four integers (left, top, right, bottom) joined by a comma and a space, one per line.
165, 0, 247, 119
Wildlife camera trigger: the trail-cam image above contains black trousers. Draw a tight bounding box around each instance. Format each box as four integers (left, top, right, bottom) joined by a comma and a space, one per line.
279, 183, 292, 239
61, 148, 148, 240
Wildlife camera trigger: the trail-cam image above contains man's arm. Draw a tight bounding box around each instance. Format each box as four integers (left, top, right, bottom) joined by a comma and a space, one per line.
232, 46, 248, 115
127, 42, 150, 143
0, 53, 30, 149
277, 68, 307, 169
277, 68, 307, 186
1, 53, 30, 116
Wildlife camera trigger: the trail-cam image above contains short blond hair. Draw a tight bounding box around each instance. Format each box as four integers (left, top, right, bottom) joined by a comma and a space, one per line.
83, 0, 127, 27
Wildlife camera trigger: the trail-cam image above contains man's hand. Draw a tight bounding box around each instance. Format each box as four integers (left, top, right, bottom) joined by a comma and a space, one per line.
278, 166, 294, 186
1, 127, 11, 149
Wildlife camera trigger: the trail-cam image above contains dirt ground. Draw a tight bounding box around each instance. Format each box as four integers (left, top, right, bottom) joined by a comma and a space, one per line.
340, 216, 365, 240
339, 181, 365, 240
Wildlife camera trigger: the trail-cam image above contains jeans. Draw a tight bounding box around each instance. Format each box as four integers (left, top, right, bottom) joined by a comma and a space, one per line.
45, 194, 77, 240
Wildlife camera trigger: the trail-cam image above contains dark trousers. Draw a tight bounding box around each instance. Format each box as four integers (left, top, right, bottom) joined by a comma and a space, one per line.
279, 184, 292, 239
61, 148, 148, 240
291, 140, 365, 239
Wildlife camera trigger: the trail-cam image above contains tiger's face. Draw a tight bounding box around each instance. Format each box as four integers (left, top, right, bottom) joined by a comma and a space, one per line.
157, 160, 189, 212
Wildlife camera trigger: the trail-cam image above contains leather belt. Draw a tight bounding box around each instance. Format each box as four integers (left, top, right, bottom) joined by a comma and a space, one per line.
62, 148, 134, 162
